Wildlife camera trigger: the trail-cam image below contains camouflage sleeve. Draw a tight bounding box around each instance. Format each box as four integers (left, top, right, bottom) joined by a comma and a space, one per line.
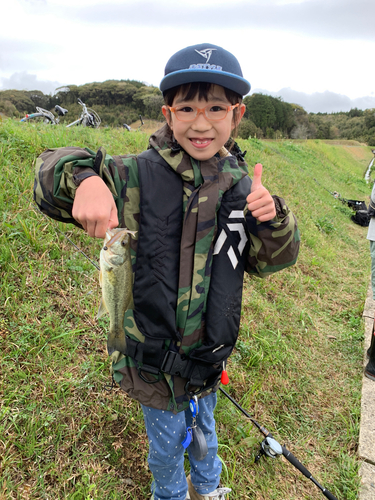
34, 146, 136, 228
245, 195, 300, 277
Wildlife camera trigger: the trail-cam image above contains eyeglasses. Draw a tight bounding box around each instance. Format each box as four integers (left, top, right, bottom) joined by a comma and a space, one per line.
167, 103, 239, 122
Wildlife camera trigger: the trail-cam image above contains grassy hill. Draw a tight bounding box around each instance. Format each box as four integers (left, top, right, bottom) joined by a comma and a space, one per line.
1, 118, 374, 499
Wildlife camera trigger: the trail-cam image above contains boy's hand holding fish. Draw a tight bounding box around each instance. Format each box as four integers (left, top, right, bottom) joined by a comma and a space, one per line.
72, 176, 118, 238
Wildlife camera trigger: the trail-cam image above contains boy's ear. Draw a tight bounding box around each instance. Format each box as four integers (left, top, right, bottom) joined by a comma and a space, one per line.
237, 103, 246, 124
231, 103, 246, 130
162, 106, 173, 129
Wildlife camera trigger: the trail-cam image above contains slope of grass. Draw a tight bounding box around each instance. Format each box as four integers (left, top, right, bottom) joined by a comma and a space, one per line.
1, 119, 374, 499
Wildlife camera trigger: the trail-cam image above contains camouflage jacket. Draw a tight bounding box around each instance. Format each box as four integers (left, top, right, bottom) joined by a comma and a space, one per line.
34, 124, 300, 412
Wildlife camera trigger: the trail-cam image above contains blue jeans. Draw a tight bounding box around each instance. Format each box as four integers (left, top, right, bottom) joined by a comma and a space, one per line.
141, 392, 222, 500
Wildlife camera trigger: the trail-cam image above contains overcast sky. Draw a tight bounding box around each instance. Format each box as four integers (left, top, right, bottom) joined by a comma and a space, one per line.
1, 0, 375, 113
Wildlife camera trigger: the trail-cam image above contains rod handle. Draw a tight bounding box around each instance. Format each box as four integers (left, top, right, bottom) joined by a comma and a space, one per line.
322, 490, 338, 500
282, 446, 338, 500
282, 446, 311, 478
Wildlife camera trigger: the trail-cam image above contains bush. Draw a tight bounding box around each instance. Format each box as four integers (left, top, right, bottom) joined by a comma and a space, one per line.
365, 127, 375, 147
0, 100, 19, 117
237, 118, 263, 139
266, 127, 275, 139
315, 216, 336, 234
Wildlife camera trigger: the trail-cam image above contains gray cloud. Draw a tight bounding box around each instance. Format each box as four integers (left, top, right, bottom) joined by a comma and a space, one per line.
252, 87, 375, 113
0, 71, 63, 94
0, 38, 58, 72
67, 0, 375, 41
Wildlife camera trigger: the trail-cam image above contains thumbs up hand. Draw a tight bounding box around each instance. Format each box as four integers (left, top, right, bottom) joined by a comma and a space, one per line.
246, 163, 276, 222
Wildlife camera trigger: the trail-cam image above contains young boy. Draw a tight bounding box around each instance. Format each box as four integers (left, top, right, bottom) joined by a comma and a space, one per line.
34, 43, 300, 500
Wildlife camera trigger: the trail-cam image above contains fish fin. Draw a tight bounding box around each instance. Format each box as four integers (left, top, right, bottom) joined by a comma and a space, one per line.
99, 269, 102, 287
109, 350, 125, 365
97, 298, 108, 319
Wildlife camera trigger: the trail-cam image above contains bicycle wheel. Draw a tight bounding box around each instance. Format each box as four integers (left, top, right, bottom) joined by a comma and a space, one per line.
86, 108, 101, 128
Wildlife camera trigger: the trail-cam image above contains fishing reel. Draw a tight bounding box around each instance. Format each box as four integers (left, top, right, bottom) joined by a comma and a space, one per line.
255, 436, 283, 463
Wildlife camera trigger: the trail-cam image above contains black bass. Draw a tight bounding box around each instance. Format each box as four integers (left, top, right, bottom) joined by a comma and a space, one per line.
97, 228, 136, 357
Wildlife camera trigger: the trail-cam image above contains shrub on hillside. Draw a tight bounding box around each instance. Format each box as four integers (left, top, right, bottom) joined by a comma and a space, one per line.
237, 118, 263, 139
366, 129, 375, 147
0, 100, 19, 118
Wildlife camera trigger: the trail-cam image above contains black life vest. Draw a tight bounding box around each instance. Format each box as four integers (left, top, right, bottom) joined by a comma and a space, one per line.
125, 149, 251, 394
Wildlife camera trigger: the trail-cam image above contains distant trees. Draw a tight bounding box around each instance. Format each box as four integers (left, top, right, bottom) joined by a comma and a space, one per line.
364, 109, 375, 129
290, 124, 310, 140
1, 83, 375, 145
237, 118, 263, 140
348, 107, 363, 118
0, 80, 165, 126
308, 109, 375, 144
51, 80, 164, 125
0, 90, 43, 116
289, 104, 317, 139
54, 80, 147, 107
237, 94, 375, 145
131, 86, 164, 120
238, 93, 295, 139
364, 109, 375, 146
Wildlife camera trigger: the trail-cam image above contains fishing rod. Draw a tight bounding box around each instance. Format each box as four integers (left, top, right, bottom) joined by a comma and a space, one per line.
311, 177, 350, 205
219, 387, 338, 500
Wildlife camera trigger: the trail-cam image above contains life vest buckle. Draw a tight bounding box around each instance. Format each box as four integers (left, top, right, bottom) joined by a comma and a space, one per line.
161, 350, 191, 378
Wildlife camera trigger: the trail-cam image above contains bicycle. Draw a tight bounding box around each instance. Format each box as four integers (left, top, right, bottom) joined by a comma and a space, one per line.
20, 99, 101, 128
20, 104, 68, 124
66, 98, 101, 128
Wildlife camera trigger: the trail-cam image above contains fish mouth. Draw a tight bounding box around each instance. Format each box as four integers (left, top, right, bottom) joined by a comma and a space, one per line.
105, 228, 137, 247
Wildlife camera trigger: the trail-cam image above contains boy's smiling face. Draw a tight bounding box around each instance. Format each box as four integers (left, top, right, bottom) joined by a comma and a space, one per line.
162, 85, 245, 161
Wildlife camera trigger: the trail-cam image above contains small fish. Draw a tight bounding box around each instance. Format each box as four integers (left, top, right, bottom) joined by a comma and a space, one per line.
97, 227, 136, 357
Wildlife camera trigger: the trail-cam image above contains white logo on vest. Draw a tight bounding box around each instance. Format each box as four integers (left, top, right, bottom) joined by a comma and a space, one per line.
213, 211, 248, 269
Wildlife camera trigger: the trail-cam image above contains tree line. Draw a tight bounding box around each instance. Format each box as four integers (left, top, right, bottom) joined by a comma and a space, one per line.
0, 80, 165, 128
239, 94, 375, 146
0, 80, 374, 146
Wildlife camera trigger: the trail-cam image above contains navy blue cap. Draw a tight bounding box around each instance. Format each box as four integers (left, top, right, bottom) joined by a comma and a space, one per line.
160, 43, 251, 97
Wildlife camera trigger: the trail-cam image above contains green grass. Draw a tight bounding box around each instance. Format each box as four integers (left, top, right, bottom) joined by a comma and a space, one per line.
1, 119, 373, 499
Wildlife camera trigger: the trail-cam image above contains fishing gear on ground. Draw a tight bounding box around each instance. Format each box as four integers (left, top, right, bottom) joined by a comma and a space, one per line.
219, 387, 338, 500
335, 194, 370, 227
313, 177, 370, 227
